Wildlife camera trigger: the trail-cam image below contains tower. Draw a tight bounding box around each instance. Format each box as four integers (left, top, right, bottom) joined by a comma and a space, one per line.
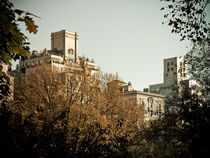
149, 57, 188, 95
163, 57, 188, 85
51, 30, 79, 62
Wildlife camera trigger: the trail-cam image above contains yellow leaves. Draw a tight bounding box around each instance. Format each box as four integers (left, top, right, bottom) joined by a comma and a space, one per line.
8, 23, 17, 35
14, 47, 20, 54
14, 69, 143, 154
26, 21, 38, 34
24, 16, 38, 34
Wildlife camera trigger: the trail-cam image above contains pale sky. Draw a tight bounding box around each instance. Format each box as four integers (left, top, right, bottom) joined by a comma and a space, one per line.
11, 0, 208, 91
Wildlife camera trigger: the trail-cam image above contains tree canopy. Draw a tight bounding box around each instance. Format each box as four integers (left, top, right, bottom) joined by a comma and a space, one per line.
161, 0, 209, 43
0, 68, 145, 157
0, 0, 38, 65
0, 0, 38, 101
137, 1, 210, 157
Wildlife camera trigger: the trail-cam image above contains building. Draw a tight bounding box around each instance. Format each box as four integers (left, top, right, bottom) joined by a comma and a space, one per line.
113, 81, 165, 121
12, 29, 165, 121
149, 57, 188, 96
13, 30, 99, 79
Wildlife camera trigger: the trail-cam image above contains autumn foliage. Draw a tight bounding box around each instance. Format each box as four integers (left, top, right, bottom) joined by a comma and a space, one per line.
0, 68, 144, 157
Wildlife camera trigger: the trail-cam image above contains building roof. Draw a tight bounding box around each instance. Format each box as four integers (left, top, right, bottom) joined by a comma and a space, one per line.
124, 90, 165, 98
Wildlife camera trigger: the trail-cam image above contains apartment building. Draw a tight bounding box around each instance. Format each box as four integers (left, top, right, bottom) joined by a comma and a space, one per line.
13, 30, 99, 77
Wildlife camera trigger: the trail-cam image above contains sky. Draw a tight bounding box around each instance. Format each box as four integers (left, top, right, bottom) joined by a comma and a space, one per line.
10, 0, 209, 91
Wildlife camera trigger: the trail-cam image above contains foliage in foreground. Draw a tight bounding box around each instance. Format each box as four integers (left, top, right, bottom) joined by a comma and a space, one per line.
0, 0, 38, 101
139, 84, 210, 158
0, 69, 144, 158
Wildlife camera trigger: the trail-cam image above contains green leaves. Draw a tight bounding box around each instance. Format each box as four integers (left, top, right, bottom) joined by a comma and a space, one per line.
0, 0, 39, 65
0, 0, 39, 99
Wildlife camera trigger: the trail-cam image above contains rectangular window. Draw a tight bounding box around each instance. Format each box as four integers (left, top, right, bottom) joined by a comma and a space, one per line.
158, 104, 162, 118
167, 68, 170, 72
150, 103, 153, 108
159, 104, 161, 110
171, 67, 174, 71
21, 68, 26, 74
171, 62, 173, 65
150, 111, 153, 117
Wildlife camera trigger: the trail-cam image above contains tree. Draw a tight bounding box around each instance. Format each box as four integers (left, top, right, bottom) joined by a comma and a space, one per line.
137, 1, 210, 157
0, 0, 38, 101
141, 83, 210, 158
161, 1, 209, 93
186, 40, 210, 98
2, 68, 145, 157
161, 0, 209, 43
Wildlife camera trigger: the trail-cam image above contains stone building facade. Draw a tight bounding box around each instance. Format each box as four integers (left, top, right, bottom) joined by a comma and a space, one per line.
116, 81, 165, 121
11, 29, 165, 121
13, 30, 99, 79
149, 57, 188, 96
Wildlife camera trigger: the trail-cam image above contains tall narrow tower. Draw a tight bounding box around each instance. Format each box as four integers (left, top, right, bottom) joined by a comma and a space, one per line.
51, 30, 79, 62
163, 57, 188, 85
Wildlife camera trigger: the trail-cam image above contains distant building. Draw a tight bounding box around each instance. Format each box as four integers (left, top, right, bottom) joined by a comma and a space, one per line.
149, 57, 188, 96
11, 29, 165, 121
13, 30, 99, 79
113, 81, 165, 121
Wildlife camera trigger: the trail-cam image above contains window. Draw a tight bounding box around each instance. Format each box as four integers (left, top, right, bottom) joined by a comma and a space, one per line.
173, 72, 176, 76
138, 98, 143, 104
150, 111, 153, 117
171, 62, 173, 65
167, 62, 170, 66
167, 68, 170, 72
21, 68, 26, 74
147, 97, 153, 115
171, 67, 174, 71
158, 104, 162, 118
159, 104, 161, 111
166, 73, 168, 77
